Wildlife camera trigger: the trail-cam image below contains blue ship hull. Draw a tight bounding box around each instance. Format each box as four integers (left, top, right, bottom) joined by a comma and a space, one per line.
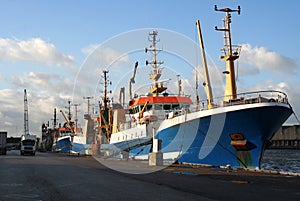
72, 142, 92, 155
52, 136, 71, 153
128, 103, 292, 169
53, 136, 91, 155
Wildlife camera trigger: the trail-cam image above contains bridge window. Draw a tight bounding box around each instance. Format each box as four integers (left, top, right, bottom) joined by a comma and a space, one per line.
163, 104, 171, 110
137, 106, 140, 113
183, 104, 190, 112
154, 104, 163, 110
133, 106, 141, 113
146, 104, 153, 111
172, 104, 179, 109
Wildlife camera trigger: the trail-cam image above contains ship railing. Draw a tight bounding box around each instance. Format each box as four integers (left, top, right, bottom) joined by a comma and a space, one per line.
138, 93, 191, 98
198, 90, 289, 110
165, 108, 187, 119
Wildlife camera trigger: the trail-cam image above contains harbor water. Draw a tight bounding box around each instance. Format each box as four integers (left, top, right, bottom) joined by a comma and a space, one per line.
261, 149, 300, 174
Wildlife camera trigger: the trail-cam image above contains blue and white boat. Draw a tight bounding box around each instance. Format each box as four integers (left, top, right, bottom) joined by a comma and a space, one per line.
52, 127, 93, 155
98, 6, 293, 169
52, 109, 93, 155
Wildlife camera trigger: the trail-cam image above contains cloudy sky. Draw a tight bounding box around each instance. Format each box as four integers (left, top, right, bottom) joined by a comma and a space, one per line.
0, 0, 299, 137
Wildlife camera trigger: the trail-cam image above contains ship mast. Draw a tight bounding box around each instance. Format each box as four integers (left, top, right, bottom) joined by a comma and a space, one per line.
145, 31, 166, 96
83, 96, 93, 115
215, 5, 241, 102
72, 103, 80, 134
102, 70, 110, 109
66, 100, 72, 122
99, 70, 112, 141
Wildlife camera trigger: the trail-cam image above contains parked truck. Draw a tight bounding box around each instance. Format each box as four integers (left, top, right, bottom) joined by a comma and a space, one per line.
20, 134, 37, 155
0, 131, 7, 155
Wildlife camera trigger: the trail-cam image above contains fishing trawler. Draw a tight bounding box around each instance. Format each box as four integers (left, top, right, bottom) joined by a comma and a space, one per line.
51, 102, 93, 155
96, 6, 293, 169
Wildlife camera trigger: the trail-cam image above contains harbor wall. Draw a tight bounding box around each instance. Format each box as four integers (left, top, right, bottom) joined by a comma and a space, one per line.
269, 125, 300, 149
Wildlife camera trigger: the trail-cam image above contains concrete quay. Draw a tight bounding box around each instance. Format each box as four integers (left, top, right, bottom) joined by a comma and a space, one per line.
0, 150, 299, 201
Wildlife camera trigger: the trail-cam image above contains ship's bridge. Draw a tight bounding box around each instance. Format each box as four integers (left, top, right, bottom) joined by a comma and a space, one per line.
129, 95, 192, 114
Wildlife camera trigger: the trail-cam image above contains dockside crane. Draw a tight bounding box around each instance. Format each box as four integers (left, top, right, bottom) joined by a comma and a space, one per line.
119, 87, 125, 107
129, 61, 138, 100
24, 89, 29, 135
59, 109, 75, 133
59, 100, 75, 133
196, 20, 214, 109
21, 89, 37, 156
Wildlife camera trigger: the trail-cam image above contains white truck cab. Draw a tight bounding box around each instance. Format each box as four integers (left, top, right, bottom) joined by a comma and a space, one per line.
20, 134, 37, 156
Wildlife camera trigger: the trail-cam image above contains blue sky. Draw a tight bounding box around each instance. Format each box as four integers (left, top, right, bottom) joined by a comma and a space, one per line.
0, 0, 299, 136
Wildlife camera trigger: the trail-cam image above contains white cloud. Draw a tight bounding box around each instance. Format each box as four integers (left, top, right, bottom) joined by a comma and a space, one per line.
238, 65, 260, 76
10, 71, 73, 95
239, 43, 297, 74
82, 45, 129, 69
245, 79, 300, 125
0, 38, 74, 66
191, 64, 225, 100
277, 82, 290, 90
71, 45, 131, 106
82, 44, 98, 55
0, 72, 76, 137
